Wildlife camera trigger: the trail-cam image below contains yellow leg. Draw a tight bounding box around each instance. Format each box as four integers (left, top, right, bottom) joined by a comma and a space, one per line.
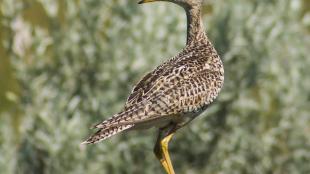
154, 128, 176, 174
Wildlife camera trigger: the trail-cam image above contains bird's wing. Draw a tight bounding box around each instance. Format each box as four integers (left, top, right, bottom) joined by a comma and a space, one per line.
94, 67, 223, 129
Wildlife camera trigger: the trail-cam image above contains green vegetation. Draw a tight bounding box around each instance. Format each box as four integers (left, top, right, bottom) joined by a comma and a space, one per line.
1, 0, 309, 173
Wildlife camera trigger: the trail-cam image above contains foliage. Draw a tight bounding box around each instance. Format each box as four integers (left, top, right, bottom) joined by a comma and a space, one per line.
0, 0, 309, 173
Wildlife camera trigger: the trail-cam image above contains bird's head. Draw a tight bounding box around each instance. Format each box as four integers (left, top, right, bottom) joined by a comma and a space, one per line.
138, 0, 203, 9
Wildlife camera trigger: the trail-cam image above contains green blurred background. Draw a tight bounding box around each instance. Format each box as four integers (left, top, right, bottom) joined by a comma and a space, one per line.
1, 0, 310, 173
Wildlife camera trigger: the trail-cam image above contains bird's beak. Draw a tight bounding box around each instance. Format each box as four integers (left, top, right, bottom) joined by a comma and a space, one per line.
138, 0, 157, 4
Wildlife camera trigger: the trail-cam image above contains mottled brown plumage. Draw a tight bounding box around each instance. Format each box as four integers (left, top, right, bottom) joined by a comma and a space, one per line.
83, 0, 224, 173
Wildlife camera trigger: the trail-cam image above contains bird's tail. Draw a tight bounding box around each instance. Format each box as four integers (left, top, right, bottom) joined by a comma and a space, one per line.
82, 124, 134, 144
91, 103, 148, 129
82, 103, 149, 144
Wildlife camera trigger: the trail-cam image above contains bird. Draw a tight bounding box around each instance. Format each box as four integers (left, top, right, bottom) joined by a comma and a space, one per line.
82, 0, 224, 173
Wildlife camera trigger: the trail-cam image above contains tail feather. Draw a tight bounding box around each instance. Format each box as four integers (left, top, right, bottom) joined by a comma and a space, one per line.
84, 102, 152, 144
91, 115, 119, 129
92, 105, 146, 129
82, 124, 134, 144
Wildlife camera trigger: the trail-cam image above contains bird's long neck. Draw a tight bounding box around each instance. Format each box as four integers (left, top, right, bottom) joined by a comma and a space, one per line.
185, 7, 205, 45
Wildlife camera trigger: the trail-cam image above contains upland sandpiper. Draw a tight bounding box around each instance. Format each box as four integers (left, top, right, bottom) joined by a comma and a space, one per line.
82, 0, 224, 173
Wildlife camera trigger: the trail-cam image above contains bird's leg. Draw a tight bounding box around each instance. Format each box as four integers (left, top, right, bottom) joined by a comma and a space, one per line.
154, 126, 176, 174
